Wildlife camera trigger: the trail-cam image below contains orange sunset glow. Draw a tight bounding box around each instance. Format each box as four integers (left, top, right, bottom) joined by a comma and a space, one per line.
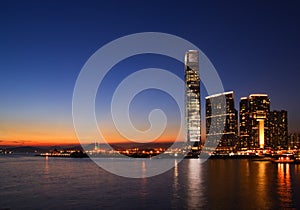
0, 120, 183, 146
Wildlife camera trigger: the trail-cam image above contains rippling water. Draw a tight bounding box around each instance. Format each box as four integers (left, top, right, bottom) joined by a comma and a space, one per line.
0, 155, 300, 209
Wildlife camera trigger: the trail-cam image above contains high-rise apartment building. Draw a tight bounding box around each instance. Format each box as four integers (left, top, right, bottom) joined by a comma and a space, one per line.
239, 97, 251, 149
206, 91, 238, 152
185, 50, 201, 145
269, 110, 288, 149
239, 94, 270, 149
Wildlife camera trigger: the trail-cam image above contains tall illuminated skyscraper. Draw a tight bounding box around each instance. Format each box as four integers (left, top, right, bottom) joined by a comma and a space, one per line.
185, 50, 201, 145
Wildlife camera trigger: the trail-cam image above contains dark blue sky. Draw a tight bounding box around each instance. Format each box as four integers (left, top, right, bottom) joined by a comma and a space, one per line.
1, 0, 300, 144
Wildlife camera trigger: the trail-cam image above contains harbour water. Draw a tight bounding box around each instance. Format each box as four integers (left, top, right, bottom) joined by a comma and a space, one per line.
0, 155, 300, 209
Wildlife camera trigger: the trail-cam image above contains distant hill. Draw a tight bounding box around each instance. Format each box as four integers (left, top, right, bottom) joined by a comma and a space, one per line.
7, 146, 48, 153
0, 145, 85, 153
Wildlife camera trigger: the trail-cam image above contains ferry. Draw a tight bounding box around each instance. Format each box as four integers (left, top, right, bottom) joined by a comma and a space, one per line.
271, 153, 295, 163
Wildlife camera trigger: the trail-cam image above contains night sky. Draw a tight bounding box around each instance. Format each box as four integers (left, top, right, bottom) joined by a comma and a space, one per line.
0, 0, 299, 145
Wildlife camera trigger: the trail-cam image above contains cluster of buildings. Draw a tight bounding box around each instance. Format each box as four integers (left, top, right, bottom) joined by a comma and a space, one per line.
185, 50, 298, 153
205, 92, 289, 152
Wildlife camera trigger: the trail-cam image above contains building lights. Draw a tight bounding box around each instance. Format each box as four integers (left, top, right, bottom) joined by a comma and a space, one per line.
185, 50, 201, 145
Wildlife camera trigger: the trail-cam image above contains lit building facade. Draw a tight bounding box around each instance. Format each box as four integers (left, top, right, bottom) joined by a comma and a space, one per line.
185, 50, 201, 145
239, 94, 270, 149
206, 91, 238, 152
269, 110, 288, 149
289, 133, 300, 149
239, 97, 251, 149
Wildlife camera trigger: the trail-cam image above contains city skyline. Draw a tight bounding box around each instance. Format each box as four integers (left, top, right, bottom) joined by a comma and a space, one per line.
205, 91, 291, 151
1, 2, 300, 210
1, 1, 300, 146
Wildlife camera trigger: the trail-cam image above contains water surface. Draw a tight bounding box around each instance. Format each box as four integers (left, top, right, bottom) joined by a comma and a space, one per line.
0, 155, 299, 209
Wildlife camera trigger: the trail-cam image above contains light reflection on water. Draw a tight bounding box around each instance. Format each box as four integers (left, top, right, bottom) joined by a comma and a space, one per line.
187, 159, 203, 209
256, 162, 269, 208
171, 159, 179, 208
0, 155, 300, 209
277, 163, 293, 209
173, 159, 179, 196
140, 161, 148, 201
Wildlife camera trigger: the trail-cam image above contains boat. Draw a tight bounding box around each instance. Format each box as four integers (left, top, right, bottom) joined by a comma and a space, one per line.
271, 153, 295, 163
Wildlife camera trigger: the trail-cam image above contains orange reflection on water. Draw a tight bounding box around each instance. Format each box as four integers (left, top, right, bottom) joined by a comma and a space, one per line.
277, 163, 292, 208
256, 162, 268, 206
